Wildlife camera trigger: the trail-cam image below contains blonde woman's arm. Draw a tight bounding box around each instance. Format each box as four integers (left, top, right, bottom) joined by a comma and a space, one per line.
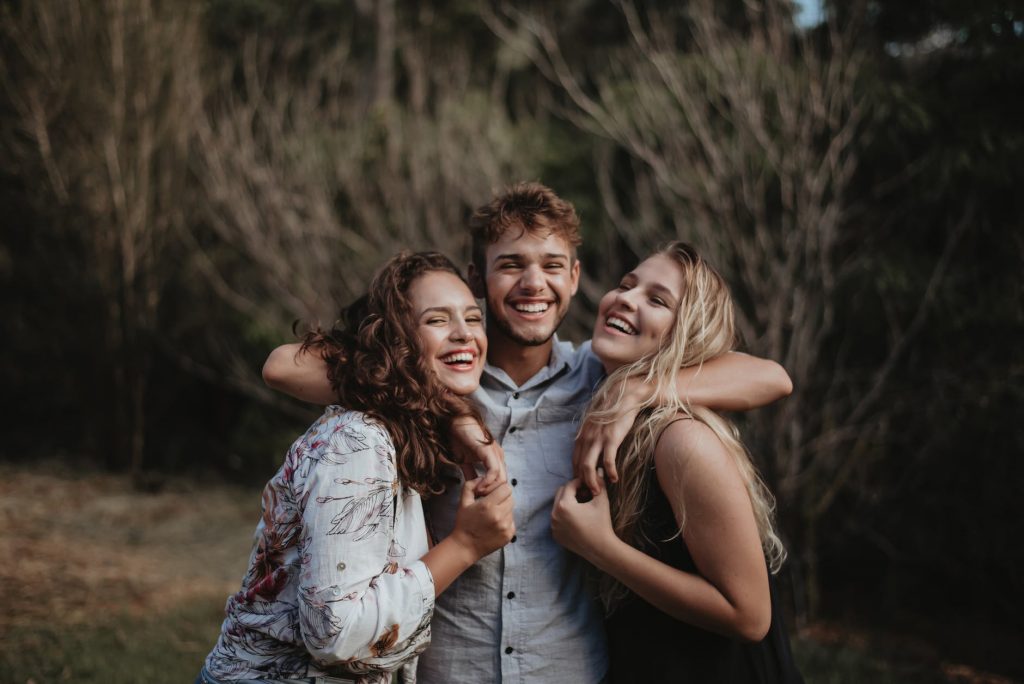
554, 419, 771, 641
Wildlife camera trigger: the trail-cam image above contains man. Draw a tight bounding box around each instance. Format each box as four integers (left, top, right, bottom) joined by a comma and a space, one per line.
262, 182, 792, 682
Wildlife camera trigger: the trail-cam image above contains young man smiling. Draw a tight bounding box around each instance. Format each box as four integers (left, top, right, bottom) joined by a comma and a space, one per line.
262, 182, 792, 683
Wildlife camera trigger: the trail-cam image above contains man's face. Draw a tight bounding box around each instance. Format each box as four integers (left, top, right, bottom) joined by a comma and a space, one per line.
472, 227, 580, 348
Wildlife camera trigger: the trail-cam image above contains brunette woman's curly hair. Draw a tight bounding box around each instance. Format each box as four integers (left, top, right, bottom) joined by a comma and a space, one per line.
299, 251, 488, 496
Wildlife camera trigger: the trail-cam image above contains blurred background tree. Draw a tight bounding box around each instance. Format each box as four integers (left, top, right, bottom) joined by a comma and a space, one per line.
1, 0, 1020, 676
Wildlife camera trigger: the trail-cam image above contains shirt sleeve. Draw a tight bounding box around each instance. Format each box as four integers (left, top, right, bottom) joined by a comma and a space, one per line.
295, 415, 434, 671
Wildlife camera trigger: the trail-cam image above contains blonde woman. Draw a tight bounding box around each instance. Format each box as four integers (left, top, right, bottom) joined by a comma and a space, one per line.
551, 242, 803, 683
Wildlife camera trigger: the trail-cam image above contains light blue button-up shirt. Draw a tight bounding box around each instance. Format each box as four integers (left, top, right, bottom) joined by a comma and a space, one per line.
418, 337, 608, 683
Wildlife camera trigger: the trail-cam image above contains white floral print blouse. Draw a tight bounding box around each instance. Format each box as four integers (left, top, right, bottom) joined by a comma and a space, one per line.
203, 407, 434, 683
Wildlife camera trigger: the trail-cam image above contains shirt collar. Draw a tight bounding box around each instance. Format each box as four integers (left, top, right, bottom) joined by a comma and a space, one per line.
483, 334, 575, 391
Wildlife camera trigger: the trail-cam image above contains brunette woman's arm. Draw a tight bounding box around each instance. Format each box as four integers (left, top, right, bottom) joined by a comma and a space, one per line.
553, 419, 771, 641
421, 479, 516, 594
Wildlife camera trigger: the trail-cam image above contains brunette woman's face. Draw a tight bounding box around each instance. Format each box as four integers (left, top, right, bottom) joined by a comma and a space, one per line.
409, 271, 487, 396
591, 253, 684, 373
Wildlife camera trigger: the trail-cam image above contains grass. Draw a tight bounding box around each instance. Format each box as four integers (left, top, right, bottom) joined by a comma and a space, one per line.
1, 599, 224, 684
1, 462, 1016, 684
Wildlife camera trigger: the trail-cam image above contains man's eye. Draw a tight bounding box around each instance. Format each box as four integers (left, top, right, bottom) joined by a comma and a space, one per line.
467, 316, 483, 324
546, 263, 565, 270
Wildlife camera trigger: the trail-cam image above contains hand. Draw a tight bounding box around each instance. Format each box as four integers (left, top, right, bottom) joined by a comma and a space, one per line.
573, 380, 646, 493
550, 477, 616, 560
450, 478, 516, 559
450, 417, 507, 495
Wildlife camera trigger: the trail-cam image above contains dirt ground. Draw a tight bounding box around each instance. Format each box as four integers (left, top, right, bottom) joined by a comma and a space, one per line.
0, 463, 257, 637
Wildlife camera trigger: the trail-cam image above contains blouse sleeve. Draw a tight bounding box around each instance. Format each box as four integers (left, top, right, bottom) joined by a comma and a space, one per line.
295, 413, 434, 671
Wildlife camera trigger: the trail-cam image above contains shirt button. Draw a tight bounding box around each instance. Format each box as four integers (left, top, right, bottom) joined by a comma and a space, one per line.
511, 478, 518, 486
505, 646, 514, 654
510, 535, 517, 543
512, 392, 520, 399
507, 591, 515, 599
508, 426, 517, 433
336, 562, 346, 571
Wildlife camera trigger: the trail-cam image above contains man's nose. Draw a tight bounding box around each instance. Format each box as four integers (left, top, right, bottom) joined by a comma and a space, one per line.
520, 264, 545, 291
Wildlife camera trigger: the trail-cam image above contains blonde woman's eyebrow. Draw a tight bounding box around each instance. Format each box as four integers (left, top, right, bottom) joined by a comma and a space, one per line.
648, 283, 679, 304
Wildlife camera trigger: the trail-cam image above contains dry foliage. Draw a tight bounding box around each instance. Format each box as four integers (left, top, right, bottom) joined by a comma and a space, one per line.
0, 464, 255, 637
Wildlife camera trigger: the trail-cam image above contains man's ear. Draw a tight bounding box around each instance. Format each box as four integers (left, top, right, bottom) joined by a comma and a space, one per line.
467, 263, 487, 299
569, 258, 581, 296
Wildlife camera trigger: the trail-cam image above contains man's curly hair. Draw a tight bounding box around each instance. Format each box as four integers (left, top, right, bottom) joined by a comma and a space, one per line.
300, 251, 488, 496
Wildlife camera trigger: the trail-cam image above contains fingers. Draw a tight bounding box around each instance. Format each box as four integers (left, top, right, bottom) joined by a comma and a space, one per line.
475, 457, 507, 495
577, 442, 601, 495
479, 481, 513, 505
460, 462, 478, 484
560, 478, 578, 502
460, 477, 481, 507
602, 444, 619, 484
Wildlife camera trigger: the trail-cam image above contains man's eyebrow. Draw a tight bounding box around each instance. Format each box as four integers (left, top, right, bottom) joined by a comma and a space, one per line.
492, 252, 570, 261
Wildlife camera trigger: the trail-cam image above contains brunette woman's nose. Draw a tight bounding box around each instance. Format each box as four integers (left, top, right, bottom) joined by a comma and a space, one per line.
450, 320, 471, 342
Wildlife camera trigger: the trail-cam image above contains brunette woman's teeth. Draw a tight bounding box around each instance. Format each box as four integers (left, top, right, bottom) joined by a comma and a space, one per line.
441, 352, 474, 364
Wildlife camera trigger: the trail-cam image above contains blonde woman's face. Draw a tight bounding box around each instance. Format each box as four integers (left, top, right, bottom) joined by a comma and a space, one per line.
591, 253, 684, 372
409, 271, 487, 396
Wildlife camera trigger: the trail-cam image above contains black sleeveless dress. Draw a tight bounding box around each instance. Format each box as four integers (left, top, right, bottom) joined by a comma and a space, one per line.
605, 472, 804, 684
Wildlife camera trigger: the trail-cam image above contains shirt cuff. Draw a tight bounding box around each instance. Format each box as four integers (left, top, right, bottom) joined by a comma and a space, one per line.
406, 559, 436, 603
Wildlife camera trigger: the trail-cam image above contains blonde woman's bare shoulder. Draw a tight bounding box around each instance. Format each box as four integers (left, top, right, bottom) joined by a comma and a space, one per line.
654, 416, 739, 489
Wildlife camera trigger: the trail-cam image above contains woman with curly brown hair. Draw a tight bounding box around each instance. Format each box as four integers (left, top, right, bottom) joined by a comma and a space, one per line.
551, 242, 803, 683
196, 251, 515, 684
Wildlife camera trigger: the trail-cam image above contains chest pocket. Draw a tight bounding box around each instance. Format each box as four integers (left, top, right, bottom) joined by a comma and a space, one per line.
537, 403, 588, 480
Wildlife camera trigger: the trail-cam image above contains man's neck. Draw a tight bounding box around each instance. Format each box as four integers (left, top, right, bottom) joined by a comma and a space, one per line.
487, 333, 554, 387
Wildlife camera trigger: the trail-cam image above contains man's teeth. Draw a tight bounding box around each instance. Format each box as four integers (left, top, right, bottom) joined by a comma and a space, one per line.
514, 302, 550, 313
607, 316, 637, 334
441, 352, 474, 364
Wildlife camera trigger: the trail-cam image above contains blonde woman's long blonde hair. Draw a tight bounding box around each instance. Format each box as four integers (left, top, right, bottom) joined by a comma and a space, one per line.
586, 242, 786, 612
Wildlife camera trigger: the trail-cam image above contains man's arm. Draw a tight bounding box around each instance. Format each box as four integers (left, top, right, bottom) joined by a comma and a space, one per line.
574, 352, 792, 493
673, 352, 792, 412
262, 343, 336, 405
264, 343, 506, 491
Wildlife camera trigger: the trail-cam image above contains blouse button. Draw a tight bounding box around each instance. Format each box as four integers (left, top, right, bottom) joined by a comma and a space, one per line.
332, 587, 341, 596
337, 562, 347, 571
